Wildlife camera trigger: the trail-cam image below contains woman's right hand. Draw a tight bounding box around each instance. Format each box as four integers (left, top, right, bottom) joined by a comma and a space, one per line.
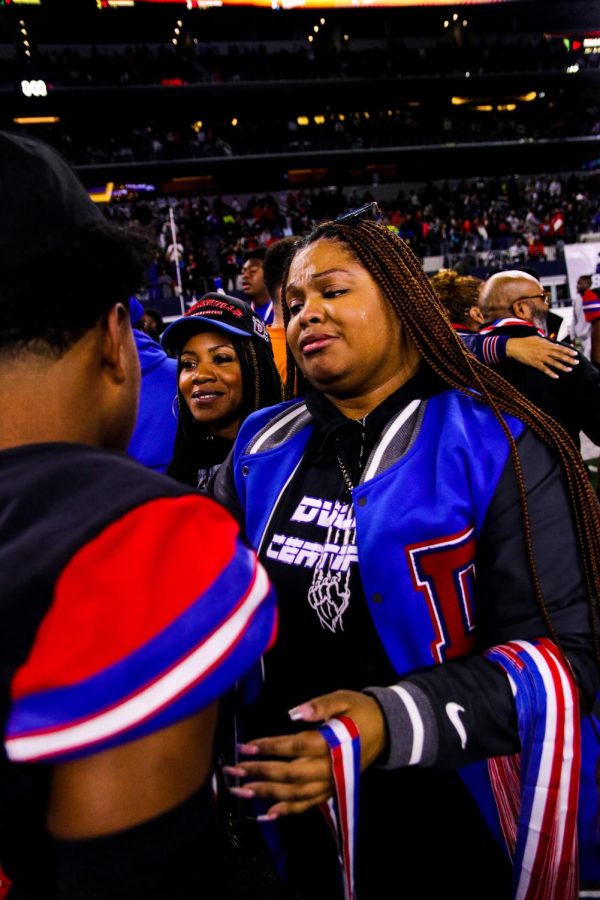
223, 689, 387, 818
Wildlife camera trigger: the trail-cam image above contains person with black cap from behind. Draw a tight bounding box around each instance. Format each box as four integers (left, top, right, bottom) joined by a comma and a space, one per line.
162, 292, 283, 490
0, 131, 277, 900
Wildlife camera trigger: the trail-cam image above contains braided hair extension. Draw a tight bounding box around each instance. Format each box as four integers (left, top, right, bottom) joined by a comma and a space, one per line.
167, 333, 284, 487
280, 217, 600, 671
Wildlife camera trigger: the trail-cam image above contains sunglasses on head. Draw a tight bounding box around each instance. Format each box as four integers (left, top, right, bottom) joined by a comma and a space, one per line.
335, 202, 380, 224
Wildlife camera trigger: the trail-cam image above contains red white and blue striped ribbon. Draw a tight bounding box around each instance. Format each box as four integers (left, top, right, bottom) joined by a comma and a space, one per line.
319, 716, 361, 900
480, 318, 545, 337
485, 638, 580, 900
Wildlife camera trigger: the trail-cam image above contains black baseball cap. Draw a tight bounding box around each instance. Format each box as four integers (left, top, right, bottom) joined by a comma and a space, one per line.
161, 293, 271, 354
0, 130, 105, 272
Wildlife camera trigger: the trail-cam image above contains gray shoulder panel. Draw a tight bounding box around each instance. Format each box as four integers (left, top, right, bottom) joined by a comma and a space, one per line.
361, 399, 426, 483
245, 402, 312, 455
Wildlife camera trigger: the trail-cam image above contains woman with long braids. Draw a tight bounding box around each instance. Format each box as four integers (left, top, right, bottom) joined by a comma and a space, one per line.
211, 207, 600, 899
162, 292, 283, 489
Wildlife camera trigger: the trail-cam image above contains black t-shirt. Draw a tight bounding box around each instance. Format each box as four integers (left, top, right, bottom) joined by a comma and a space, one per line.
252, 366, 443, 733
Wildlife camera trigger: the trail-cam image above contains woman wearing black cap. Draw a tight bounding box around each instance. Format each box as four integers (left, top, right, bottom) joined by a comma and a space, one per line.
162, 292, 283, 489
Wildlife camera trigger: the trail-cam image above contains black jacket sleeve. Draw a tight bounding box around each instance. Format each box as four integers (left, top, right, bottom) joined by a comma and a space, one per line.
206, 448, 245, 529
368, 428, 598, 770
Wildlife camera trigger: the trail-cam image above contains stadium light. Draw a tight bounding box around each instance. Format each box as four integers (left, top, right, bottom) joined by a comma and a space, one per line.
21, 80, 47, 97
14, 116, 59, 125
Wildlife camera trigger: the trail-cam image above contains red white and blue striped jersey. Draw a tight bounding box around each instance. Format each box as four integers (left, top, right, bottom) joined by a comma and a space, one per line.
0, 442, 277, 884
582, 288, 600, 324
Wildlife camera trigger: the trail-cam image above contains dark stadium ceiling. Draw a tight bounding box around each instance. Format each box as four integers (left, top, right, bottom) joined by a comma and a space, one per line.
0, 0, 598, 43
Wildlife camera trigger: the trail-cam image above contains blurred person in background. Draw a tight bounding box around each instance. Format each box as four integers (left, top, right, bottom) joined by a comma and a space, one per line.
127, 298, 178, 474
431, 267, 578, 379
219, 241, 241, 293
263, 237, 298, 385
429, 268, 484, 335
577, 275, 600, 367
479, 270, 600, 447
140, 307, 166, 342
240, 247, 274, 324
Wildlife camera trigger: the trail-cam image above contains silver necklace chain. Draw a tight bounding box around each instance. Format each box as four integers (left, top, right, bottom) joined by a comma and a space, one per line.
336, 416, 366, 494
336, 454, 355, 494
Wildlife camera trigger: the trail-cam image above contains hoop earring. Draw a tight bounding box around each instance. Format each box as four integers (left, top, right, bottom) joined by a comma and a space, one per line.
171, 395, 179, 420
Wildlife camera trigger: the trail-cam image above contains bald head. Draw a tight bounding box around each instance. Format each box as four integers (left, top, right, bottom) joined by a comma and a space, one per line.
479, 271, 545, 325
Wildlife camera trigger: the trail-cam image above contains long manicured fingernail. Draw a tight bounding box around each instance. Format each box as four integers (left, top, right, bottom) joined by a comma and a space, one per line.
288, 703, 315, 721
237, 742, 260, 755
223, 766, 246, 777
230, 786, 255, 799
257, 813, 279, 822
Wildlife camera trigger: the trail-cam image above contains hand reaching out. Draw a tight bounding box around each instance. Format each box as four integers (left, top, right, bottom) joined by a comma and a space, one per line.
223, 689, 386, 819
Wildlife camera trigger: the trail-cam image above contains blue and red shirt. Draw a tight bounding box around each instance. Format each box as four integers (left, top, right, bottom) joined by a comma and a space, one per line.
0, 443, 277, 889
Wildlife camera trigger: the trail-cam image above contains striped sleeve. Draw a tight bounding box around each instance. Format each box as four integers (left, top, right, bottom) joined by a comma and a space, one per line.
5, 494, 277, 764
363, 682, 437, 768
583, 289, 600, 324
479, 335, 509, 367
458, 333, 509, 367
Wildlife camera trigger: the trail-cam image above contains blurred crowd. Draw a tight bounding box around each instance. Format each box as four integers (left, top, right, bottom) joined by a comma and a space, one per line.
24, 91, 600, 169
102, 171, 600, 302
